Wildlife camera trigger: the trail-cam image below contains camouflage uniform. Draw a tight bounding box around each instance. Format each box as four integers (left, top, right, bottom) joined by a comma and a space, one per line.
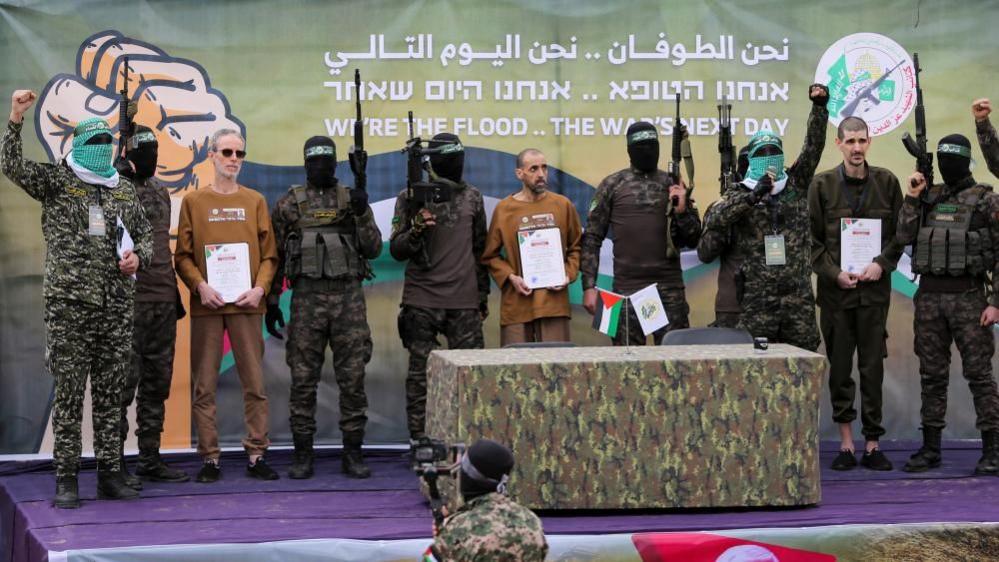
976, 118, 999, 179
389, 180, 488, 439
1, 120, 152, 477
702, 105, 828, 350
271, 181, 381, 444
896, 178, 999, 434
697, 200, 743, 328
119, 176, 178, 460
433, 492, 548, 562
581, 168, 701, 345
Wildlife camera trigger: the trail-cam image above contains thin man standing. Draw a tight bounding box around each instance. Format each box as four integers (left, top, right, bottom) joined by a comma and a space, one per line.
809, 116, 903, 471
481, 149, 582, 346
175, 128, 280, 483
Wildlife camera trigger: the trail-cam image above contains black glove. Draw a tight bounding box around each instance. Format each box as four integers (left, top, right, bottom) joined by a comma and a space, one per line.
752, 173, 774, 203
479, 300, 489, 320
265, 303, 285, 339
114, 157, 134, 179
809, 83, 830, 108
350, 188, 369, 215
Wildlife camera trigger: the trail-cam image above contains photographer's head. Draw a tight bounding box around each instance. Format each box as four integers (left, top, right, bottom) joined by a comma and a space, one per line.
459, 439, 515, 501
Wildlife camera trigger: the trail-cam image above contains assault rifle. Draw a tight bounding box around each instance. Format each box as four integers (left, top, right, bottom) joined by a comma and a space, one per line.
901, 53, 934, 192
114, 57, 132, 168
402, 111, 452, 211
348, 69, 368, 192
718, 95, 736, 194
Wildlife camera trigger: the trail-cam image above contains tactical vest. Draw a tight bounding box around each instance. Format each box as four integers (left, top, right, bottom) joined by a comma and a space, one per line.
284, 185, 361, 281
912, 186, 995, 277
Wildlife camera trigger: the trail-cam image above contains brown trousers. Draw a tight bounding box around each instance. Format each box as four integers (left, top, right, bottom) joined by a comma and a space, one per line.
500, 316, 571, 347
191, 313, 269, 459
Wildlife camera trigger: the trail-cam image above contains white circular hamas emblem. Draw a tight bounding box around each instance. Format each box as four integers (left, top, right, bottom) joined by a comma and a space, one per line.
814, 33, 916, 136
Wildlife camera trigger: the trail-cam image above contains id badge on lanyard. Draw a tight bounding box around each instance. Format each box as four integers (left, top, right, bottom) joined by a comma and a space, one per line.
88, 204, 106, 237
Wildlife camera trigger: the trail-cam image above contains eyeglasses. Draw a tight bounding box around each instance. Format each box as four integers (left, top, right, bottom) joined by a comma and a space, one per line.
217, 148, 247, 159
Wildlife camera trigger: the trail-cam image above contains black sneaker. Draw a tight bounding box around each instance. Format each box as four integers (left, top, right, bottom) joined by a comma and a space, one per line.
196, 460, 221, 483
246, 458, 279, 480
831, 449, 857, 470
861, 448, 893, 471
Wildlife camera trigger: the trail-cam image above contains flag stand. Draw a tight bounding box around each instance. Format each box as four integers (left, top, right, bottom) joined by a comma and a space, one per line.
623, 297, 633, 355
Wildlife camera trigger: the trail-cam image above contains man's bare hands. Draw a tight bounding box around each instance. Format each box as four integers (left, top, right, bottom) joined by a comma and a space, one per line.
235, 287, 265, 309
197, 282, 226, 310
508, 274, 533, 296
907, 172, 927, 198
858, 262, 884, 282
9, 90, 36, 123
118, 249, 139, 276
583, 288, 598, 315
836, 271, 858, 290
973, 98, 991, 122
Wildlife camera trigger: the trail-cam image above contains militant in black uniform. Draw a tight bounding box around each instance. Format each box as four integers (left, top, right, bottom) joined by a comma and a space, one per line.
897, 134, 999, 476
581, 122, 701, 344
389, 133, 489, 444
117, 125, 189, 486
268, 136, 382, 479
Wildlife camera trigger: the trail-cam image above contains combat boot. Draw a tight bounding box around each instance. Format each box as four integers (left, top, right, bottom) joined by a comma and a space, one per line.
903, 427, 942, 473
342, 433, 371, 479
974, 430, 999, 476
97, 463, 141, 500
53, 474, 80, 509
288, 433, 315, 479
119, 454, 143, 491
136, 450, 190, 483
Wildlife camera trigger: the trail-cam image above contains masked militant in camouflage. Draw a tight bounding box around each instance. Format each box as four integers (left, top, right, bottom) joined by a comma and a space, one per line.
2, 90, 153, 508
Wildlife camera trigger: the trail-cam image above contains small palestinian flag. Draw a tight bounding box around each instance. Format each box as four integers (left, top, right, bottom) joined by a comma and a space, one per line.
592, 288, 626, 337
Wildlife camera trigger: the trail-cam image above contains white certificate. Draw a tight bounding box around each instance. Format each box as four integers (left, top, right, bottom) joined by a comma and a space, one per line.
205, 242, 251, 303
518, 227, 566, 289
840, 218, 882, 274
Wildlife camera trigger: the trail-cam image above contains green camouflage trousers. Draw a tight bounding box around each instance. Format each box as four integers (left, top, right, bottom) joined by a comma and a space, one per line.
286, 281, 372, 437
46, 297, 133, 476
120, 301, 177, 453
914, 289, 999, 432
398, 305, 484, 438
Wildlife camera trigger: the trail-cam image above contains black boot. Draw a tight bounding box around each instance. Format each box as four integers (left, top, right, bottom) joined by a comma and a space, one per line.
903, 427, 943, 473
342, 433, 371, 479
288, 433, 315, 479
54, 474, 80, 509
974, 430, 999, 476
119, 454, 143, 491
97, 463, 141, 500
136, 450, 190, 483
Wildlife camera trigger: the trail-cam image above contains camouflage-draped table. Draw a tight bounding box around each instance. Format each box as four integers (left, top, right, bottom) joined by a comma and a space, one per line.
426, 344, 827, 510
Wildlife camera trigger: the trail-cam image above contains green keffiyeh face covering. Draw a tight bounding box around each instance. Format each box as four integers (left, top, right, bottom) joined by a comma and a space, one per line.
72, 118, 116, 178
746, 131, 786, 182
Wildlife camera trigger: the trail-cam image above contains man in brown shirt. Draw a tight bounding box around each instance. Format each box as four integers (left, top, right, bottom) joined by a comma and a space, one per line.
482, 149, 582, 346
175, 128, 280, 483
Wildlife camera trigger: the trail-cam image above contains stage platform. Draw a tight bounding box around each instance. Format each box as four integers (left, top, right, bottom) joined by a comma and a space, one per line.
2, 441, 998, 561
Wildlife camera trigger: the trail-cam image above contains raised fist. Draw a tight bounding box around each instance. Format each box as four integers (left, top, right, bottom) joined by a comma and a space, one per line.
809, 83, 830, 108
34, 30, 243, 193
10, 90, 37, 122
972, 98, 992, 122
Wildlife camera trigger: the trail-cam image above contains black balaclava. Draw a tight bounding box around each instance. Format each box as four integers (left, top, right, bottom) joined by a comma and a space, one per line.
304, 136, 337, 189
626, 121, 660, 173
127, 125, 159, 180
459, 439, 515, 501
428, 132, 464, 184
737, 145, 750, 181
937, 133, 973, 187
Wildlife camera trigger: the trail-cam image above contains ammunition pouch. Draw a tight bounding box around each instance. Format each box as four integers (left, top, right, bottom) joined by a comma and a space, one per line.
912, 191, 994, 277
